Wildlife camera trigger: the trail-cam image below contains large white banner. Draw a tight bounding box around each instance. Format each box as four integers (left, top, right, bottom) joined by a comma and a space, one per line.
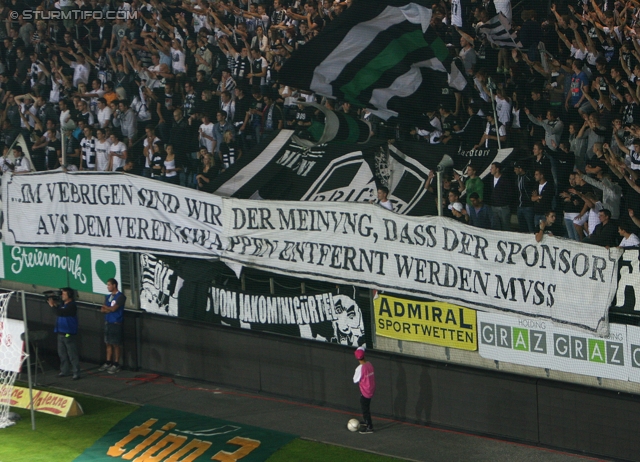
222, 199, 622, 335
2, 172, 225, 258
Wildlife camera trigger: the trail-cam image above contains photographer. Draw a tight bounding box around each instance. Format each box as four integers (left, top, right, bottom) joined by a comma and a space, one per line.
47, 288, 81, 380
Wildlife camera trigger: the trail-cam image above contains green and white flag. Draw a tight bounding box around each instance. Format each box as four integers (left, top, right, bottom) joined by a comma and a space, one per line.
279, 0, 466, 122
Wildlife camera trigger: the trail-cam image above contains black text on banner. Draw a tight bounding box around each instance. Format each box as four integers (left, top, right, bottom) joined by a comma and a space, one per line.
2, 172, 225, 257
222, 199, 621, 335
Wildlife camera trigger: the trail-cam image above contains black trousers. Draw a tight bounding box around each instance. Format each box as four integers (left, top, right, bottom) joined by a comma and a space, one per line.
360, 395, 372, 429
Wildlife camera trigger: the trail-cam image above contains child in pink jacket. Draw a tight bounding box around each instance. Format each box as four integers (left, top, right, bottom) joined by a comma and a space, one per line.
353, 346, 375, 434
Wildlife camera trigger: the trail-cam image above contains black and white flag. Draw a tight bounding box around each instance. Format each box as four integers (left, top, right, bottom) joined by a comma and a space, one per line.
209, 130, 384, 204
478, 13, 523, 49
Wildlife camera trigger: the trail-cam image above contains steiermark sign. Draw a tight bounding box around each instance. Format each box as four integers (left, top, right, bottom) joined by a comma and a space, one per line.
0, 243, 120, 294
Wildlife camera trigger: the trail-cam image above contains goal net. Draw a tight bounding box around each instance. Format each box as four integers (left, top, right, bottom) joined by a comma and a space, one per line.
0, 292, 25, 428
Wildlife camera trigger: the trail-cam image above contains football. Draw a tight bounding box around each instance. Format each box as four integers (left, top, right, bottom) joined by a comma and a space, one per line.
347, 418, 361, 432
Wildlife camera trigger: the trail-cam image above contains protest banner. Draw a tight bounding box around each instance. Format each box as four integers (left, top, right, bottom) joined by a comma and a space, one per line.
222, 199, 621, 335
2, 172, 224, 258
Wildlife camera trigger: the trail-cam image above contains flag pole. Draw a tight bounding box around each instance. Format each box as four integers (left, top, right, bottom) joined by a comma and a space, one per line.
487, 77, 501, 150
20, 291, 36, 430
437, 171, 443, 217
61, 130, 66, 168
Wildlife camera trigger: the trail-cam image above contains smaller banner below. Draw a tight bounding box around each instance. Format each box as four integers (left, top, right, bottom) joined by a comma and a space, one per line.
2, 171, 225, 258
0, 318, 24, 372
140, 254, 367, 346
374, 292, 477, 351
9, 386, 83, 417
76, 405, 296, 462
478, 312, 629, 381
0, 243, 120, 294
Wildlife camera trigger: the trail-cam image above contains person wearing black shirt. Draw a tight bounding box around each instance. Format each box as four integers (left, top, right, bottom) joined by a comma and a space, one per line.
289, 98, 314, 128
262, 91, 283, 135
156, 83, 180, 142
530, 142, 553, 183
454, 104, 485, 150
13, 47, 29, 91
193, 71, 211, 98
2, 38, 17, 75
185, 37, 198, 79
535, 210, 564, 241
197, 152, 218, 192
47, 288, 81, 380
514, 161, 535, 233
532, 168, 555, 226
585, 143, 609, 178
622, 91, 640, 126
550, 140, 577, 192
439, 105, 460, 137
584, 209, 620, 247
488, 162, 513, 231
149, 140, 165, 178
233, 46, 251, 87
116, 158, 138, 174
32, 128, 61, 170
560, 172, 585, 241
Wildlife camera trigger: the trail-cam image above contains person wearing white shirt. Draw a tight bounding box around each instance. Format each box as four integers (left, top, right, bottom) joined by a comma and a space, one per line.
58, 99, 77, 131
96, 98, 113, 128
372, 186, 393, 211
494, 90, 511, 127
142, 126, 161, 178
199, 115, 215, 154
450, 0, 463, 27
108, 133, 128, 171
493, 0, 512, 22
15, 95, 37, 129
619, 223, 640, 248
94, 129, 112, 171
170, 40, 186, 74
77, 79, 105, 116
191, 0, 211, 33
585, 199, 604, 236
9, 146, 32, 173
60, 50, 90, 87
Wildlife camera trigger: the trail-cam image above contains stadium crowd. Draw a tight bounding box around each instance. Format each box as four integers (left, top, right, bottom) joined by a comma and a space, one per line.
0, 0, 638, 247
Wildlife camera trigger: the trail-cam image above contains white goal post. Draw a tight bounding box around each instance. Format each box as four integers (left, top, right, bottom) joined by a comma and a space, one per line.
0, 291, 29, 429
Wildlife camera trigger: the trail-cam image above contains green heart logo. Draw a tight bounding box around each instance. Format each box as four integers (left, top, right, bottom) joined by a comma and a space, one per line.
95, 260, 116, 285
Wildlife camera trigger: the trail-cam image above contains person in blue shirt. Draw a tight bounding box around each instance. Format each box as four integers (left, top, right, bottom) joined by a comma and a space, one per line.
465, 192, 492, 229
48, 287, 81, 380
98, 278, 126, 374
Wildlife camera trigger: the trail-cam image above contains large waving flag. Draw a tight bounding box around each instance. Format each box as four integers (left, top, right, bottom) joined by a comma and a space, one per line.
478, 13, 523, 48
279, 0, 466, 122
